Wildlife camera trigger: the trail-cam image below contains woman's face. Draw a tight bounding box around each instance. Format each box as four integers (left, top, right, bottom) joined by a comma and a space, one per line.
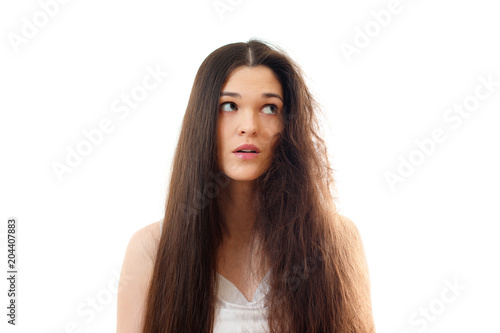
217, 65, 284, 182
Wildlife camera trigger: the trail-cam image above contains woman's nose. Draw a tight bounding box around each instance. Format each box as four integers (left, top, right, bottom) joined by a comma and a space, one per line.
238, 109, 258, 135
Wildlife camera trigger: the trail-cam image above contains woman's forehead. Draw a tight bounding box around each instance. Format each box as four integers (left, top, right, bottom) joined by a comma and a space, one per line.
222, 66, 283, 96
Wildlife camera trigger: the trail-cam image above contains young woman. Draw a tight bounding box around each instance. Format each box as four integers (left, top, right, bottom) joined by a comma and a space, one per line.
117, 39, 376, 333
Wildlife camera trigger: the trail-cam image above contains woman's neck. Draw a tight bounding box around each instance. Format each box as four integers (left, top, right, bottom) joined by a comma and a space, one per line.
216, 179, 257, 246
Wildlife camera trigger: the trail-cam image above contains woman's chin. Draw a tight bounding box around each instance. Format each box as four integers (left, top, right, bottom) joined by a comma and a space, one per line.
225, 171, 262, 182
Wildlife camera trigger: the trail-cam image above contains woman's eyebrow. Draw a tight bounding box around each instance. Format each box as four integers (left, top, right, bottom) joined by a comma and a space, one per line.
220, 91, 283, 102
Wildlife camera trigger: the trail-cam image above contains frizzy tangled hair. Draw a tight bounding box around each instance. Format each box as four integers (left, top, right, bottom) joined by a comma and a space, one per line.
141, 38, 375, 332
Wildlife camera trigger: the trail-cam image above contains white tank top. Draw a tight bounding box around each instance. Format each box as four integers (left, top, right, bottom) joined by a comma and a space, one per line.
158, 220, 270, 332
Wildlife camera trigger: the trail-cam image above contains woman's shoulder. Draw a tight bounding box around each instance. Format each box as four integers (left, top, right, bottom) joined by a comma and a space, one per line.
131, 220, 162, 261
119, 220, 162, 281
116, 221, 162, 332
331, 213, 368, 266
333, 214, 376, 331
335, 214, 361, 238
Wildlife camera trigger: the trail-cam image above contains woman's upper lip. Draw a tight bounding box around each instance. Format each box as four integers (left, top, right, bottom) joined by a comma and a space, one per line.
233, 143, 260, 153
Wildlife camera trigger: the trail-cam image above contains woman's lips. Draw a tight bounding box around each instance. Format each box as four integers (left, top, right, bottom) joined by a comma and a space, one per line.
233, 151, 260, 160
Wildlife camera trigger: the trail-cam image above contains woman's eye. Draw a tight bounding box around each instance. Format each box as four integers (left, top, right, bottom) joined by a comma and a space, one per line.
262, 104, 278, 114
220, 102, 237, 112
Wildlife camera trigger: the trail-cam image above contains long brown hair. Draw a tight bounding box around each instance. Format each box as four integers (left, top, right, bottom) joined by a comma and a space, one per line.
142, 38, 375, 332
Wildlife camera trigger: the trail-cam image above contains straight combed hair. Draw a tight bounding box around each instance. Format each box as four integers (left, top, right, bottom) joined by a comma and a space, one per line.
142, 38, 375, 332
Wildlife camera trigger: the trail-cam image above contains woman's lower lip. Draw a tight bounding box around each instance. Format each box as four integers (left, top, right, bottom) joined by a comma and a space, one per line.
233, 152, 260, 160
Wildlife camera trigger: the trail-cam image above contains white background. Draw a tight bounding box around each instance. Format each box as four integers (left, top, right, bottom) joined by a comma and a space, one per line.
1, 0, 499, 332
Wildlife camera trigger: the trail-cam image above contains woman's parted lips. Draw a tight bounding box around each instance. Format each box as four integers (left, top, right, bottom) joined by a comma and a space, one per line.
233, 143, 260, 153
